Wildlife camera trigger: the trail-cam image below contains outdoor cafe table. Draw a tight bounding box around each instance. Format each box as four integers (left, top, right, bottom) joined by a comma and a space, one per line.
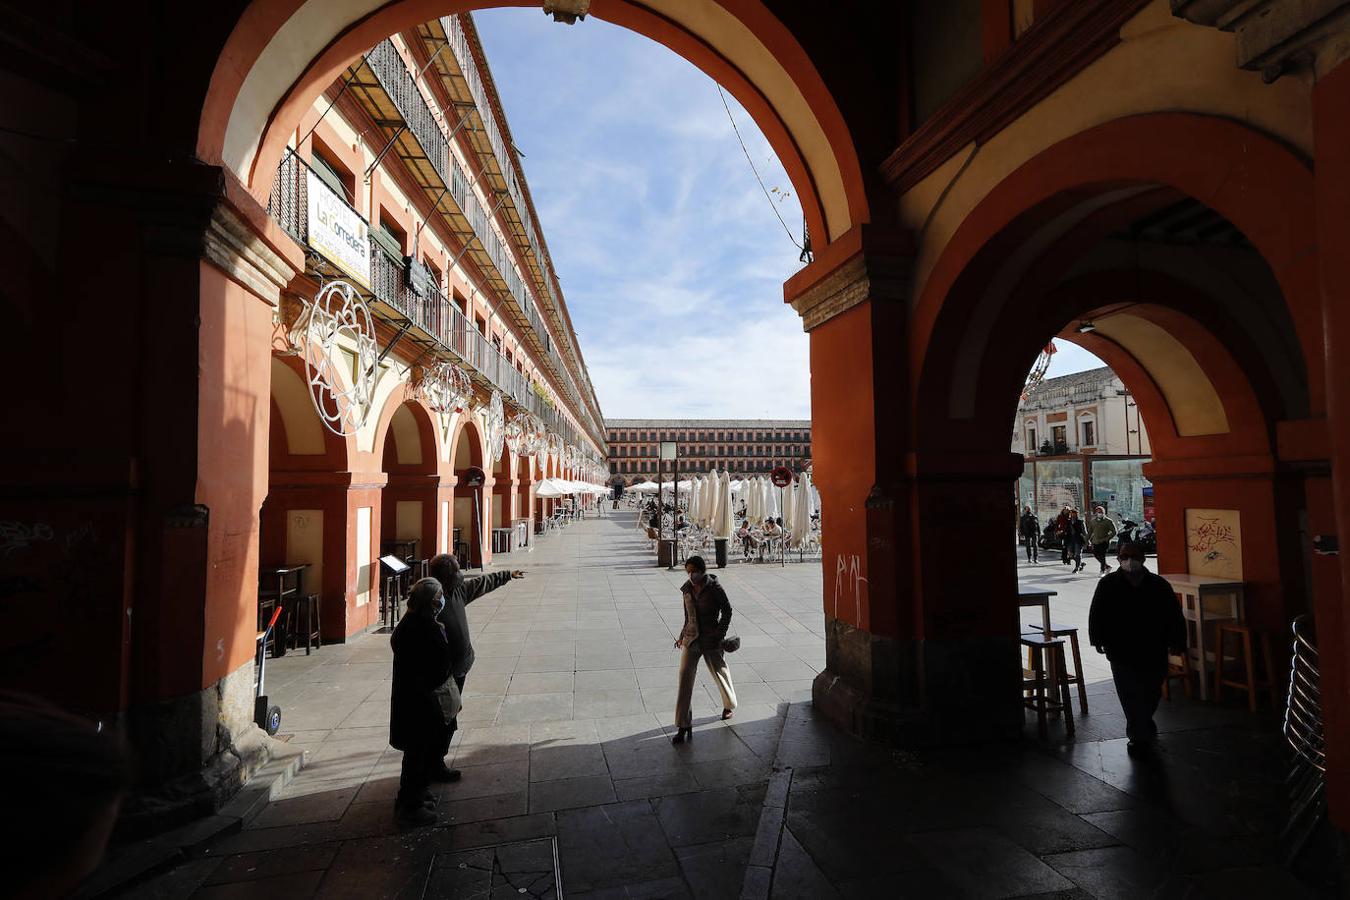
1018, 585, 1056, 637
1159, 573, 1246, 701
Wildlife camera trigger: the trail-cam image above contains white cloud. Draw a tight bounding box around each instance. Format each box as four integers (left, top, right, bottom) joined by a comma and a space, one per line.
475, 9, 809, 420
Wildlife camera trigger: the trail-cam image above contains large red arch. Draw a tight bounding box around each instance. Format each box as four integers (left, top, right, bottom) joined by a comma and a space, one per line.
911, 113, 1322, 417
197, 0, 870, 247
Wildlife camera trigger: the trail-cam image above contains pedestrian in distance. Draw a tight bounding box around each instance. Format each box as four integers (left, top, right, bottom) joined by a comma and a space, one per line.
1088, 542, 1186, 755
671, 555, 737, 744
1019, 505, 1040, 563
1088, 505, 1118, 575
1065, 508, 1088, 573
428, 553, 523, 780
389, 577, 454, 827
1055, 505, 1072, 564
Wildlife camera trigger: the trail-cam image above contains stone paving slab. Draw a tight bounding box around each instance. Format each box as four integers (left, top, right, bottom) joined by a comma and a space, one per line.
115, 512, 1323, 898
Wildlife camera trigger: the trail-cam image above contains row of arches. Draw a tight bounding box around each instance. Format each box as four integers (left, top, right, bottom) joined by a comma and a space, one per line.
262, 354, 588, 640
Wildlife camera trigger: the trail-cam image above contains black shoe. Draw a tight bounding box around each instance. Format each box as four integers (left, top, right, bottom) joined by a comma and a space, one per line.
395, 803, 437, 827
429, 766, 462, 783
671, 727, 691, 745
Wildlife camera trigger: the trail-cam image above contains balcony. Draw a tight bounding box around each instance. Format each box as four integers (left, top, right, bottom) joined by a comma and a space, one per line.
341, 39, 606, 445
268, 150, 584, 447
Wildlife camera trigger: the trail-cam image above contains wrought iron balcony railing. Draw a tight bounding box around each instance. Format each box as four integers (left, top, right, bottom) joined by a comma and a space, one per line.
268, 149, 586, 449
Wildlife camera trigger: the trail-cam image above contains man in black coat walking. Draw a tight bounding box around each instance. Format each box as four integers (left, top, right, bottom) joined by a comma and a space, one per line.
428, 553, 524, 778
1019, 506, 1040, 563
1088, 542, 1186, 754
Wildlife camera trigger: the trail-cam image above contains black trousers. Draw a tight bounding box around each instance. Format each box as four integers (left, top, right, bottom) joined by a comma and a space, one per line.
1110, 656, 1167, 743
438, 673, 468, 759
1023, 536, 1038, 561
397, 745, 435, 810
1092, 542, 1110, 570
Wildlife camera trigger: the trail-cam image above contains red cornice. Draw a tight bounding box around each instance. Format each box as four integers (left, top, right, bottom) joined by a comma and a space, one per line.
881, 0, 1151, 194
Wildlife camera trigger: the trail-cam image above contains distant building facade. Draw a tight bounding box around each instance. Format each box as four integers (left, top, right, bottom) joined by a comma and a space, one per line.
1013, 368, 1153, 527
1013, 367, 1150, 457
606, 419, 811, 484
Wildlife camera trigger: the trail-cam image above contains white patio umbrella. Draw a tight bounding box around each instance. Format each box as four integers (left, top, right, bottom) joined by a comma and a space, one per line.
535, 479, 565, 498
688, 477, 701, 524
632, 481, 659, 493
715, 469, 734, 539
704, 473, 719, 528
782, 475, 797, 536
790, 470, 812, 547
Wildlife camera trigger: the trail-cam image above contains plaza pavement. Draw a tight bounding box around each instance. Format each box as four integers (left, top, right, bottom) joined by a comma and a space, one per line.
115, 512, 1319, 898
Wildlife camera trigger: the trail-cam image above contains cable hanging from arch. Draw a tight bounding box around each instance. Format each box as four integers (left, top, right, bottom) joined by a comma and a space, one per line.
716, 84, 804, 255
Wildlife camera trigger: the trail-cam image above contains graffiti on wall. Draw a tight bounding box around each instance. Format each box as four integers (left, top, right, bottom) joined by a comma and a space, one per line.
1185, 508, 1242, 579
833, 554, 867, 624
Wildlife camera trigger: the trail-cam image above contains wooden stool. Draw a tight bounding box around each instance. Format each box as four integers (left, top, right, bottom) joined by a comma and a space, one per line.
1161, 647, 1195, 701
1024, 621, 1089, 715
1214, 622, 1279, 711
1021, 633, 1075, 740
284, 593, 322, 655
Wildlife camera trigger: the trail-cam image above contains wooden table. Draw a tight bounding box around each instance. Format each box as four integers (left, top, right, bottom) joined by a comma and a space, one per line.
259, 564, 310, 656
1019, 585, 1058, 689
1018, 585, 1056, 636
1160, 573, 1245, 701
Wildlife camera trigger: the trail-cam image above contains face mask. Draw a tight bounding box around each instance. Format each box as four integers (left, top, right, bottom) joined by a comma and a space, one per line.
1119, 558, 1143, 574
690, 572, 706, 585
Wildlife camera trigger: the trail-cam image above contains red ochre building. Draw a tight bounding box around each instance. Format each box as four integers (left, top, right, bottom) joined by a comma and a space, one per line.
606, 419, 811, 485
7, 1, 1350, 831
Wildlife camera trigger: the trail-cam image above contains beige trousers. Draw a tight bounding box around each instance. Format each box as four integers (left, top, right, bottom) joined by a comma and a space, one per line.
674, 639, 737, 728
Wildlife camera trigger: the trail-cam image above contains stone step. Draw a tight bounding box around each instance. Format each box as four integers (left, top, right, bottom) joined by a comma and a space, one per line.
72, 734, 306, 898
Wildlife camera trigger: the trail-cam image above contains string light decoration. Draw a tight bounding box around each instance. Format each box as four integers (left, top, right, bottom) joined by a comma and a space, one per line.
1020, 341, 1058, 405
289, 280, 379, 436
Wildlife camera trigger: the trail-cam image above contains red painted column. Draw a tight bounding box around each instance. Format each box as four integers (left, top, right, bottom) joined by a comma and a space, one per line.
1313, 60, 1350, 825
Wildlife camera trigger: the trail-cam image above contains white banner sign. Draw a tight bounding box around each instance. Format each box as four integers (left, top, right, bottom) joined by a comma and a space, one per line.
306, 169, 371, 289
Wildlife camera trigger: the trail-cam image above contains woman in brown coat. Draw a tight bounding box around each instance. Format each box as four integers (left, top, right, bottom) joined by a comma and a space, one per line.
671, 555, 737, 744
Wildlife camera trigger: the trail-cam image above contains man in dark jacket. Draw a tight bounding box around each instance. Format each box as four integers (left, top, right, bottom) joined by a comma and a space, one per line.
1019, 506, 1040, 563
427, 553, 524, 778
1088, 542, 1186, 754
390, 578, 452, 827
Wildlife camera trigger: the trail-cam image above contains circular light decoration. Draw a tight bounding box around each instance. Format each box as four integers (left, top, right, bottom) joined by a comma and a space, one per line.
483, 390, 506, 464
291, 280, 379, 436
523, 414, 547, 456
504, 417, 525, 458
411, 360, 471, 416
546, 432, 564, 473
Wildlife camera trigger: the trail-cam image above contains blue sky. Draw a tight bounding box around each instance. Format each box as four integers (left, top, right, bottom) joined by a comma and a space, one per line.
472, 10, 1100, 419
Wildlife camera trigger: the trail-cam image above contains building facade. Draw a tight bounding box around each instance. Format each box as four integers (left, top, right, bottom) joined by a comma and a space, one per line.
12, 0, 1350, 826
605, 419, 811, 484
1013, 367, 1151, 458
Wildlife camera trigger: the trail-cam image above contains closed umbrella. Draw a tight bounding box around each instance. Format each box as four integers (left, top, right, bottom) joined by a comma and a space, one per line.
715, 469, 734, 539
705, 473, 719, 528
790, 470, 812, 548
782, 475, 797, 536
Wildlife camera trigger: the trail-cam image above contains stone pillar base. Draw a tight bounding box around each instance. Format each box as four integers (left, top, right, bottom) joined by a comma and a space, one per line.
813, 627, 1024, 748
117, 661, 282, 838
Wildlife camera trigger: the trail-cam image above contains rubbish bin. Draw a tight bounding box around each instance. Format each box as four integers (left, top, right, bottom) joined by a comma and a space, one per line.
612, 500, 619, 510
714, 538, 729, 569
657, 539, 677, 568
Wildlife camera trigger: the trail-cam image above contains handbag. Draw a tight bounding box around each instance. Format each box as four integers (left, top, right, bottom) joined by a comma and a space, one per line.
434, 675, 462, 723
720, 635, 741, 653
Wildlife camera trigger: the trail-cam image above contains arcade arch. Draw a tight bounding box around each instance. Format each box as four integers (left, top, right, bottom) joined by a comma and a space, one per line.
900, 116, 1330, 739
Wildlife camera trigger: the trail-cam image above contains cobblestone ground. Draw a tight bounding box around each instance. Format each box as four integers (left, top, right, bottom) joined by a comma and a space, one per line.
122, 512, 1319, 898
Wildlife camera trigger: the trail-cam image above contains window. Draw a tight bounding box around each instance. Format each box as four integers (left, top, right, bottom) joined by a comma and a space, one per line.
1082, 420, 1096, 446
1052, 425, 1067, 448
310, 145, 356, 203
1027, 427, 1036, 450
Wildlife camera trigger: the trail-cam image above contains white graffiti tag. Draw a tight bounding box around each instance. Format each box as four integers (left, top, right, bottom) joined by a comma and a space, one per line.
0, 522, 54, 558
833, 554, 867, 623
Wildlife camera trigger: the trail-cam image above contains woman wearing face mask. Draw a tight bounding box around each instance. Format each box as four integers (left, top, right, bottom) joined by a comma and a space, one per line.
671, 555, 737, 744
1088, 542, 1186, 755
389, 577, 454, 827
